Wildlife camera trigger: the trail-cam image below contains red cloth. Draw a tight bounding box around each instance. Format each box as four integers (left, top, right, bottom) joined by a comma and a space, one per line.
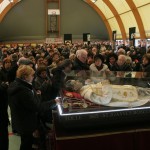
63, 90, 83, 99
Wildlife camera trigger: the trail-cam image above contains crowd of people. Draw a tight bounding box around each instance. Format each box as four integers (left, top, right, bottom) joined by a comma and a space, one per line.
0, 41, 150, 150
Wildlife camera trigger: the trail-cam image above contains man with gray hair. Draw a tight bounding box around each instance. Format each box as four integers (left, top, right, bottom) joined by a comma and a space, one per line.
112, 55, 132, 71
117, 48, 126, 56
72, 49, 89, 70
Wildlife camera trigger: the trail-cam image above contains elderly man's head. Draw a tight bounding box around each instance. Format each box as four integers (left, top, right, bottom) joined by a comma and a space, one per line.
117, 55, 126, 66
76, 49, 87, 63
117, 48, 126, 56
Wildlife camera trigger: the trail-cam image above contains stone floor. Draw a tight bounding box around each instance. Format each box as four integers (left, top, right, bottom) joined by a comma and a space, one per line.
8, 126, 20, 150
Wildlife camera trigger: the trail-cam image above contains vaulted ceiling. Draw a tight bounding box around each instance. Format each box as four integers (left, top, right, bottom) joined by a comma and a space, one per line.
85, 0, 150, 40
1, 0, 150, 40
0, 0, 20, 22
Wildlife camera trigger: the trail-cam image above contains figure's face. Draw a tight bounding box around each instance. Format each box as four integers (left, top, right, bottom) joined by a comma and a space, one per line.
71, 80, 83, 91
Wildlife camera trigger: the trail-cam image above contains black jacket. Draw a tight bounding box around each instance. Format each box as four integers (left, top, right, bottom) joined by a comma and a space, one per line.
111, 63, 132, 71
0, 84, 9, 128
33, 75, 53, 101
51, 67, 66, 98
141, 63, 150, 77
0, 67, 9, 128
8, 78, 55, 135
72, 58, 89, 70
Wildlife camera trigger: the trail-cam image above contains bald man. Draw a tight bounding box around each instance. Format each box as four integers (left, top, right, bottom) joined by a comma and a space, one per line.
72, 49, 89, 70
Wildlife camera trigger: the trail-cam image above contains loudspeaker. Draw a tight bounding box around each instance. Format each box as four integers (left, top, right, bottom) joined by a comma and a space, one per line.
112, 31, 116, 41
83, 33, 90, 44
64, 34, 72, 44
129, 27, 136, 40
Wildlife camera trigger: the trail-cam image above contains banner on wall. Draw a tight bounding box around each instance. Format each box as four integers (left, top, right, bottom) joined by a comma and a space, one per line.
5, 44, 11, 48
11, 44, 18, 47
23, 43, 31, 47
48, 9, 60, 15
46, 38, 63, 44
18, 44, 24, 47
31, 43, 37, 47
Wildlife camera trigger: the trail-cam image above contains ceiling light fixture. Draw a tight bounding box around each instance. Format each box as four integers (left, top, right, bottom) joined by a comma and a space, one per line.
91, 0, 97, 3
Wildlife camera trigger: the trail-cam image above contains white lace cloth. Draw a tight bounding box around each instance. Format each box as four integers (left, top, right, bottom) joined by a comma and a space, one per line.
80, 83, 150, 107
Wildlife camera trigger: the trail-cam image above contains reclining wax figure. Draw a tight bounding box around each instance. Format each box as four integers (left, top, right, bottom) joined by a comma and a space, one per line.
8, 65, 58, 150
64, 79, 150, 108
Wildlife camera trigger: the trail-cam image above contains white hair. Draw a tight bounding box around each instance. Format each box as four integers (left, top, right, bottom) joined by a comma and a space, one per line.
76, 49, 87, 58
118, 48, 126, 55
118, 54, 127, 61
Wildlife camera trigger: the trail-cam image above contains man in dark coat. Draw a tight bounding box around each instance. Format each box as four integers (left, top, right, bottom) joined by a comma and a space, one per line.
0, 58, 11, 150
72, 49, 89, 70
0, 83, 9, 150
112, 55, 132, 72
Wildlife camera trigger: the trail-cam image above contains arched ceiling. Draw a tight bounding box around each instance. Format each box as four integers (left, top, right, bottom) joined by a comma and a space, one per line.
0, 0, 20, 22
85, 0, 150, 40
0, 0, 150, 40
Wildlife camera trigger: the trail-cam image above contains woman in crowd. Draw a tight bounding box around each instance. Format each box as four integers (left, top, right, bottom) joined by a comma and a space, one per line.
34, 66, 48, 90
141, 53, 150, 77
106, 53, 118, 71
8, 65, 57, 150
90, 54, 109, 76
